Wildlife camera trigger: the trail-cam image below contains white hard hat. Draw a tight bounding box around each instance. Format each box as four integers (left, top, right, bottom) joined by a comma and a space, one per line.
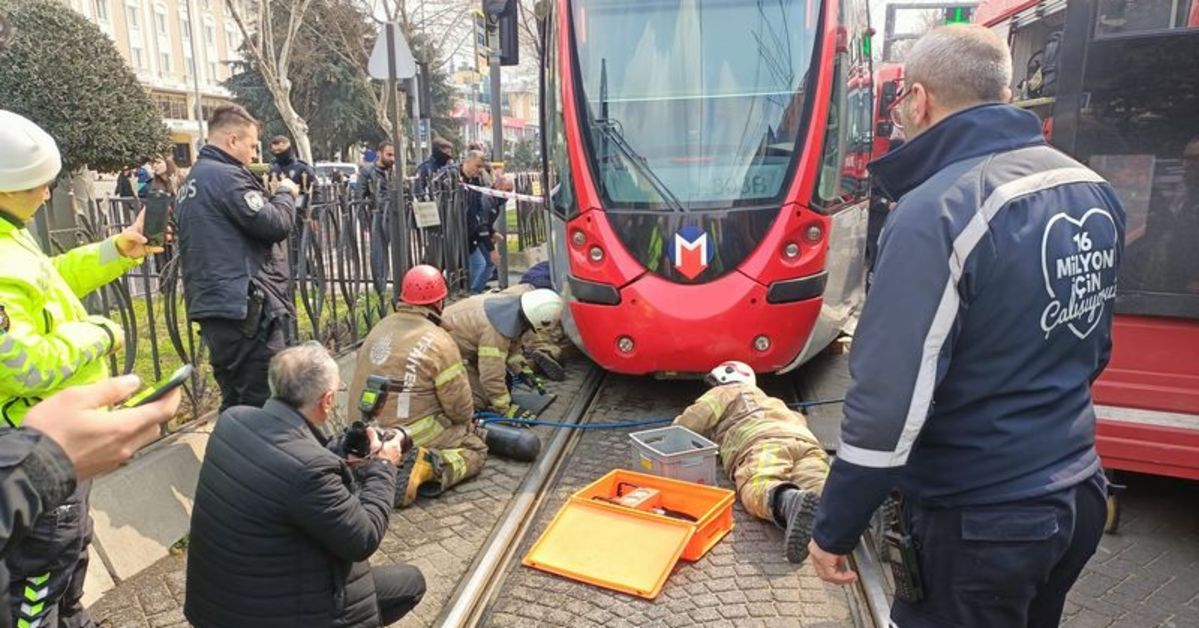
520, 288, 563, 331
706, 361, 756, 388
0, 110, 62, 192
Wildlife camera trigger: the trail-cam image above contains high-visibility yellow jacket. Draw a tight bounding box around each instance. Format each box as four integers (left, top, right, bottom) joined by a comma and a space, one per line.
0, 214, 140, 426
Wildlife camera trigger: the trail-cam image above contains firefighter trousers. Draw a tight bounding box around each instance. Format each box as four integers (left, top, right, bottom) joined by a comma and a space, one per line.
731, 436, 829, 521
422, 425, 488, 492
6, 482, 95, 628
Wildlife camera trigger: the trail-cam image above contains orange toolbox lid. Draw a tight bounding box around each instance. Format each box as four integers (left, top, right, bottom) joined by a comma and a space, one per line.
522, 469, 735, 600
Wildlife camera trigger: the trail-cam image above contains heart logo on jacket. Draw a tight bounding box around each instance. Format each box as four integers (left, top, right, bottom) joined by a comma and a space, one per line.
1039, 208, 1119, 340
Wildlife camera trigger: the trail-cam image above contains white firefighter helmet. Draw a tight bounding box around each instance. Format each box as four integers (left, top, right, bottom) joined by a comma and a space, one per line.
520, 288, 563, 330
705, 361, 756, 387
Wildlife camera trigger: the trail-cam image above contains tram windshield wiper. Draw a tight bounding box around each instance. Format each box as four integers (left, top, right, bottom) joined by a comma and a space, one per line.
593, 118, 685, 213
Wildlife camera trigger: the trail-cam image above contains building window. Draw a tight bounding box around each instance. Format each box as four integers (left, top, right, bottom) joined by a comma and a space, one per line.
204, 24, 215, 45
152, 92, 190, 120
200, 0, 209, 10
225, 24, 238, 51
154, 7, 167, 35
125, 3, 139, 30
159, 52, 172, 74
131, 46, 146, 69
185, 55, 195, 77
95, 0, 109, 21
181, 16, 191, 42
208, 61, 219, 80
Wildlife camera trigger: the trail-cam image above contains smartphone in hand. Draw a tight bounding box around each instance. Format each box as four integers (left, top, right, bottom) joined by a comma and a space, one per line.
121, 364, 193, 408
144, 193, 171, 248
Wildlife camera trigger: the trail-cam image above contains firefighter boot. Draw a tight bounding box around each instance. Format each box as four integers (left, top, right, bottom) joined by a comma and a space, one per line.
394, 447, 442, 508
527, 349, 565, 382
773, 485, 821, 563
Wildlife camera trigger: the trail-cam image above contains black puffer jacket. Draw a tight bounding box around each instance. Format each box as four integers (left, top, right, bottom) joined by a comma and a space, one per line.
185, 400, 397, 627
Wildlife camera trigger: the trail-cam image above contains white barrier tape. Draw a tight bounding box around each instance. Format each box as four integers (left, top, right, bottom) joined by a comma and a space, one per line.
462, 183, 544, 204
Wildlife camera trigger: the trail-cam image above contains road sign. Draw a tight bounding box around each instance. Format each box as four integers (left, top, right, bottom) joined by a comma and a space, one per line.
368, 22, 416, 80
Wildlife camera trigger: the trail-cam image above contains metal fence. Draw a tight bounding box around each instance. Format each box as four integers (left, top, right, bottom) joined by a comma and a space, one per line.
44, 169, 547, 433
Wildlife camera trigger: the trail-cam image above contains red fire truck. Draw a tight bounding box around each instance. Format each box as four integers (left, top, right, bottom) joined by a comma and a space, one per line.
976, 0, 1199, 524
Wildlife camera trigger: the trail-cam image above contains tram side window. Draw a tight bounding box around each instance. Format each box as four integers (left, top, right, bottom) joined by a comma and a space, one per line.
1095, 0, 1197, 36
545, 12, 577, 220
1076, 34, 1199, 309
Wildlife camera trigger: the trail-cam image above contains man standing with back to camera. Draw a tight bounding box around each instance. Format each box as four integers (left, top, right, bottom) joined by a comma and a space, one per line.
176, 105, 300, 410
807, 25, 1126, 628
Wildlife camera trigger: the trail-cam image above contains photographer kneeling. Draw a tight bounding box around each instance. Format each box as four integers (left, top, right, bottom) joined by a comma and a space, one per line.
185, 342, 425, 627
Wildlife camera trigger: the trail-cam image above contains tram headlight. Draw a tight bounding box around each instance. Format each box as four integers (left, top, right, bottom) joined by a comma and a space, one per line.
805, 224, 824, 243
589, 246, 605, 263
783, 242, 800, 259
754, 335, 771, 352
617, 335, 635, 353
571, 229, 586, 247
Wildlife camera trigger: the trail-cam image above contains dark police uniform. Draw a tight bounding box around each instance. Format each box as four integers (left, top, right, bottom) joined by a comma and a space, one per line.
177, 144, 296, 410
813, 104, 1126, 628
268, 151, 316, 193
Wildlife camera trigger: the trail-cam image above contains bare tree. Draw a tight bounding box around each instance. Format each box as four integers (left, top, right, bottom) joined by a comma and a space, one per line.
225, 0, 317, 162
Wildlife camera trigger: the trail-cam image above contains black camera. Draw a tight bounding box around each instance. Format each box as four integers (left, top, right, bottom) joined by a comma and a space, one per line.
342, 420, 413, 459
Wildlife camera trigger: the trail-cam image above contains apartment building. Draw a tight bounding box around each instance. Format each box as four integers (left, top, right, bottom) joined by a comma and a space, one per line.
64, 0, 244, 165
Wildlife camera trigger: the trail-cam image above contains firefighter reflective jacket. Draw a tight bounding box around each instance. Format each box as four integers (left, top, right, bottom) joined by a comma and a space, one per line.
674, 383, 820, 475
441, 293, 524, 413
347, 305, 474, 446
0, 214, 139, 426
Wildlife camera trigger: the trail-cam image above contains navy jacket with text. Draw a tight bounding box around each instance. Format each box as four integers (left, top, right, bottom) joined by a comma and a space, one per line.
813, 104, 1127, 554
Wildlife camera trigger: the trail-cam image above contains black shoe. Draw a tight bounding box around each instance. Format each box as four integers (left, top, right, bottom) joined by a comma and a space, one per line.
528, 349, 565, 382
778, 488, 821, 563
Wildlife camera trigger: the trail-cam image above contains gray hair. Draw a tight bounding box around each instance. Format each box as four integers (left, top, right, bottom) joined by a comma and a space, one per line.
464, 150, 485, 164
905, 24, 1012, 110
268, 341, 339, 409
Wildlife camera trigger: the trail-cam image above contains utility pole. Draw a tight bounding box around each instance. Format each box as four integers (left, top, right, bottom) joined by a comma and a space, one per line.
184, 0, 205, 158
489, 25, 508, 288
384, 21, 411, 297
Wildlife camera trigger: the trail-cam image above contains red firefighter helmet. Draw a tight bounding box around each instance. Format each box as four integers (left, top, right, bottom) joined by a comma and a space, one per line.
400, 265, 448, 306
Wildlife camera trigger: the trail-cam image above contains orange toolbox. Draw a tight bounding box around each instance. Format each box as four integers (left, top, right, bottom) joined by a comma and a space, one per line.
522, 469, 735, 599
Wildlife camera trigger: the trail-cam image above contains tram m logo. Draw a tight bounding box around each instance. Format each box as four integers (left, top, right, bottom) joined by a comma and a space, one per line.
671, 225, 713, 280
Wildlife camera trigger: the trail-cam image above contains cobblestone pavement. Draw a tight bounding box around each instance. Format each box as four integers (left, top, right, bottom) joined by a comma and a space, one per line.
1061, 472, 1199, 628
479, 374, 865, 628
89, 359, 595, 628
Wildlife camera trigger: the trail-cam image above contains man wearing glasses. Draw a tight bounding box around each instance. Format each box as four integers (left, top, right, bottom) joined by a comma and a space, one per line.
807, 25, 1126, 628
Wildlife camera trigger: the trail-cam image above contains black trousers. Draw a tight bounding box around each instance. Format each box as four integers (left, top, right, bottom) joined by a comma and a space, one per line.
373, 564, 425, 625
5, 482, 95, 628
198, 314, 287, 411
892, 471, 1107, 628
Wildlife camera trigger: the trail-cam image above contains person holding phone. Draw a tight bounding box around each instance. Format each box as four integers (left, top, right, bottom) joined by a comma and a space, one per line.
0, 375, 183, 622
176, 105, 299, 412
186, 343, 426, 626
0, 110, 163, 628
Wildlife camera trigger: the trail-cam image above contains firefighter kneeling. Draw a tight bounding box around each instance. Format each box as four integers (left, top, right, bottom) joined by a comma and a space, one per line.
441, 286, 563, 417
347, 265, 487, 508
674, 361, 829, 563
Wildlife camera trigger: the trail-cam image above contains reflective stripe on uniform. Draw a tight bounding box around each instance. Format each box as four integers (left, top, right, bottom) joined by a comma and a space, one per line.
493, 392, 512, 411
434, 362, 465, 388
405, 414, 446, 446
478, 345, 505, 359
440, 449, 468, 484
751, 443, 781, 500
702, 395, 727, 423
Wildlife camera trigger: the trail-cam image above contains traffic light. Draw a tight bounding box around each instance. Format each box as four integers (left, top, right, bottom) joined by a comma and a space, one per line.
482, 0, 520, 67
942, 6, 975, 24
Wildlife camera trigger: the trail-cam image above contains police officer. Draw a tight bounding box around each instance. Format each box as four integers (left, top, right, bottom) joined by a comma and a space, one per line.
347, 265, 488, 508
441, 288, 562, 416
176, 105, 300, 410
808, 26, 1125, 628
267, 135, 316, 194
674, 361, 827, 563
0, 109, 162, 627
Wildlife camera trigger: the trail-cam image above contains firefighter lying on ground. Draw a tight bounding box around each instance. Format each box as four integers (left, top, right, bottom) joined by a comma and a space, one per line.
673, 361, 829, 563
440, 287, 564, 416
346, 265, 488, 508
498, 263, 569, 382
